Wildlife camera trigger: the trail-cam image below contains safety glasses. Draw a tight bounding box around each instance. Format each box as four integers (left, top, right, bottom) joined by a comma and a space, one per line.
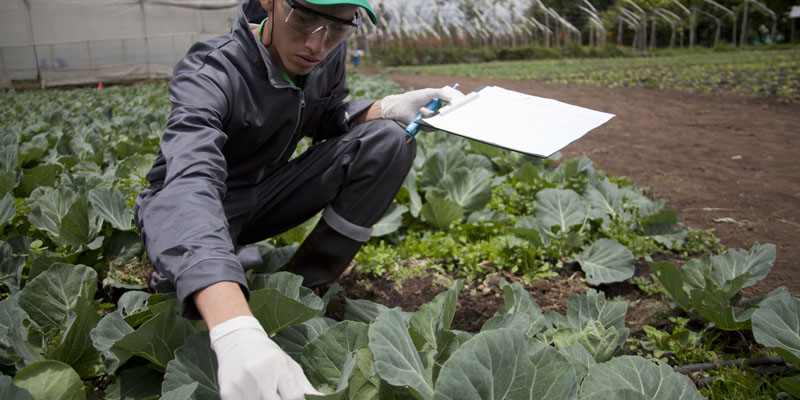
283, 0, 361, 43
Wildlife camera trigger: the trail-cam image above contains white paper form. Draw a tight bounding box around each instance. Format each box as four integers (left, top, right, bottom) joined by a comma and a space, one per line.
419, 86, 615, 158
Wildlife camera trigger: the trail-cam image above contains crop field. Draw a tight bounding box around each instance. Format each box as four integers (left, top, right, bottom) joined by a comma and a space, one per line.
394, 49, 800, 102
0, 53, 799, 399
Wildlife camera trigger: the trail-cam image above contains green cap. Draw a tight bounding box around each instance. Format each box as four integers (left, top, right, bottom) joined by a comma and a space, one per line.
305, 0, 377, 25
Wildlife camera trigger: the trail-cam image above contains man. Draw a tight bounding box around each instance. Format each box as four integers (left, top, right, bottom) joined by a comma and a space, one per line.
134, 0, 463, 398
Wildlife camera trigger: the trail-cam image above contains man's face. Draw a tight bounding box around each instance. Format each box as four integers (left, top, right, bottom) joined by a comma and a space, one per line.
260, 0, 358, 79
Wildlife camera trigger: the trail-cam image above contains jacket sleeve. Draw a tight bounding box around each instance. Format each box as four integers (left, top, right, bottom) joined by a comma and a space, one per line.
310, 45, 375, 142
140, 65, 249, 319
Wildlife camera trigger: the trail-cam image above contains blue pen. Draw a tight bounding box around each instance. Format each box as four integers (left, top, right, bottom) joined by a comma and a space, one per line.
405, 83, 459, 142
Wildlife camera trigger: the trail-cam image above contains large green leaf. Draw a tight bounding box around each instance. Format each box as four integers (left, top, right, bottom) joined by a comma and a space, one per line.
573, 239, 635, 285
344, 298, 392, 324
687, 279, 752, 331
0, 240, 26, 294
27, 186, 79, 239
17, 263, 97, 330
534, 188, 588, 233
0, 193, 14, 228
752, 297, 800, 367
162, 332, 219, 400
403, 170, 422, 218
160, 382, 198, 400
112, 308, 196, 370
512, 161, 542, 185
0, 145, 18, 174
58, 194, 102, 247
274, 317, 337, 362
0, 297, 43, 368
420, 148, 467, 190
434, 329, 575, 400
644, 223, 687, 249
12, 360, 86, 400
527, 340, 579, 399
302, 321, 370, 390
117, 290, 153, 327
104, 365, 163, 400
251, 242, 297, 274
372, 203, 408, 237
409, 280, 463, 352
511, 216, 549, 247
564, 289, 627, 331
18, 134, 49, 166
248, 272, 324, 335
709, 244, 775, 289
0, 171, 17, 196
483, 281, 546, 337
579, 356, 704, 399
90, 311, 134, 374
778, 375, 800, 398
553, 320, 625, 363
648, 262, 691, 312
18, 164, 62, 197
102, 230, 144, 264
420, 197, 463, 229
368, 308, 434, 400
434, 168, 493, 213
88, 186, 134, 231
0, 374, 34, 400
47, 297, 102, 377
309, 347, 380, 400
548, 290, 629, 361
115, 154, 157, 179
585, 179, 624, 222
558, 343, 597, 381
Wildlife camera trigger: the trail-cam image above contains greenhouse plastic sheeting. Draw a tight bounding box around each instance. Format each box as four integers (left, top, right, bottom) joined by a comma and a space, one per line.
0, 0, 238, 87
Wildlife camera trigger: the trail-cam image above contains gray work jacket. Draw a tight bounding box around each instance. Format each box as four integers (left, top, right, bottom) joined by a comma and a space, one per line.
135, 0, 374, 318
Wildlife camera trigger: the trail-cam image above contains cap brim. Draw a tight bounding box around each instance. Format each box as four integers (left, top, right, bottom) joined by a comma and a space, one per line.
304, 0, 377, 25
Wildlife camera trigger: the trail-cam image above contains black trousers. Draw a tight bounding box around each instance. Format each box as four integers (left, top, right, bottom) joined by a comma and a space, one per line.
225, 119, 416, 246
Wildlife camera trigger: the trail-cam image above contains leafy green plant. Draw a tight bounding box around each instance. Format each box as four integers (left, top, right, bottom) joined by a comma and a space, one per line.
699, 366, 791, 400
351, 128, 695, 286
752, 297, 800, 398
0, 74, 724, 398
630, 317, 707, 365
544, 289, 630, 363
649, 243, 789, 330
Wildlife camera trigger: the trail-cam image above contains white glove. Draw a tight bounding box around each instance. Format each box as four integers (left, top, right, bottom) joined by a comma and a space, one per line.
210, 316, 322, 400
381, 86, 466, 124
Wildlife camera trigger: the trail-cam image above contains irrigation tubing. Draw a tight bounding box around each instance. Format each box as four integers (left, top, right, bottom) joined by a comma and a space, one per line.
673, 356, 798, 387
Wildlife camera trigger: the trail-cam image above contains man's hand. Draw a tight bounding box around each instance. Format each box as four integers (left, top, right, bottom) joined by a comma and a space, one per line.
380, 86, 466, 125
210, 316, 322, 400
195, 282, 320, 399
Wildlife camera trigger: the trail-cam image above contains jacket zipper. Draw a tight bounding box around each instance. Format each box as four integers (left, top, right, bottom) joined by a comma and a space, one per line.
273, 90, 305, 164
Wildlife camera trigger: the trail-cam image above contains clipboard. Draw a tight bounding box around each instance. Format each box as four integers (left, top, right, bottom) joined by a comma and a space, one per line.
418, 86, 615, 158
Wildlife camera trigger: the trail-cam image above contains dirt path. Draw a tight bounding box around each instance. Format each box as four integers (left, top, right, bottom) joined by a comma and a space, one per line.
382, 71, 800, 299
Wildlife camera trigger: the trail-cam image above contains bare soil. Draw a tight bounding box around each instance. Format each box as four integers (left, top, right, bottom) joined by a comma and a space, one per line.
336, 70, 800, 334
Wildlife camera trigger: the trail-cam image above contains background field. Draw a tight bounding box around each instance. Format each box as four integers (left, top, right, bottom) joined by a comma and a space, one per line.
377, 48, 800, 300
1, 47, 799, 399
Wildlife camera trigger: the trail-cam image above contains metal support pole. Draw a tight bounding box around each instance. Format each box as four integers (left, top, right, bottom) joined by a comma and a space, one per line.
650, 15, 657, 48
140, 0, 151, 78
23, 0, 43, 88
740, 0, 749, 46
641, 11, 647, 52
